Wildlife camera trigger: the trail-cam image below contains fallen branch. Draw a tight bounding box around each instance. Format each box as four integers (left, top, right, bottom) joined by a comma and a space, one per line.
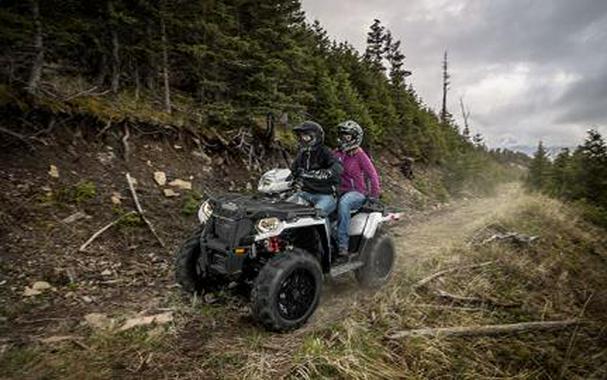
0, 126, 36, 150
388, 319, 580, 340
436, 289, 520, 308
39, 335, 90, 350
63, 85, 98, 101
122, 124, 130, 162
126, 172, 165, 247
412, 304, 487, 312
481, 232, 538, 246
96, 119, 112, 138
79, 211, 137, 252
413, 261, 494, 290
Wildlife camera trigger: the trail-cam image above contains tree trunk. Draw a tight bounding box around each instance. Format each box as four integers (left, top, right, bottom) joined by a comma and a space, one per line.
388, 320, 580, 340
440, 51, 449, 124
108, 1, 120, 93
160, 14, 171, 114
134, 64, 140, 100
145, 22, 156, 90
27, 0, 44, 94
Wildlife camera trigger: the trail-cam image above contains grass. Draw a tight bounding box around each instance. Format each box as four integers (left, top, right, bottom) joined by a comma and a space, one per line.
277, 191, 607, 379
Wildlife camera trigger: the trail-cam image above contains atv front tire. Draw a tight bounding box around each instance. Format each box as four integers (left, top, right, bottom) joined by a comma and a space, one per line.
251, 248, 322, 332
355, 231, 395, 288
175, 224, 207, 293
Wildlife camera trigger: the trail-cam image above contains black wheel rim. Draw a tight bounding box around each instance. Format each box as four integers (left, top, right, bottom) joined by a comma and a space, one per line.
374, 243, 394, 279
277, 268, 316, 321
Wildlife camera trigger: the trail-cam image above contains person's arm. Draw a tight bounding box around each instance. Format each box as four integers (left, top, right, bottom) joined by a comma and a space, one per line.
290, 152, 301, 178
300, 147, 342, 182
358, 150, 381, 197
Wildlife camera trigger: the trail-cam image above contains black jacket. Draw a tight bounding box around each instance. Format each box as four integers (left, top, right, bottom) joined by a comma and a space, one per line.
291, 145, 342, 195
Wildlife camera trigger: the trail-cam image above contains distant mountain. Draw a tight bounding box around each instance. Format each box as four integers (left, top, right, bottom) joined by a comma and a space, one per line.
507, 145, 573, 158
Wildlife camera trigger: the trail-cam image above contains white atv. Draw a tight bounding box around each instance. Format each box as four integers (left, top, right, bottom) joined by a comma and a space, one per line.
175, 168, 401, 331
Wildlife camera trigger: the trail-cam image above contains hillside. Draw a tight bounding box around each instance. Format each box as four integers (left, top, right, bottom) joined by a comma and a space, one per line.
1, 141, 605, 378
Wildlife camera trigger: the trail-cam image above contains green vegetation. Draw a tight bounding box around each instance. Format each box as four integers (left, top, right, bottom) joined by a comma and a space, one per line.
527, 130, 607, 226
282, 192, 607, 379
181, 191, 204, 216
0, 0, 524, 192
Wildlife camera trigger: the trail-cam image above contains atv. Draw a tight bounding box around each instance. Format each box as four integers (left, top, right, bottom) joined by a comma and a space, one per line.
175, 168, 402, 331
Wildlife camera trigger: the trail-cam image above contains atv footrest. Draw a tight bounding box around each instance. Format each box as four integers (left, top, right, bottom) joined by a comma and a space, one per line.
330, 261, 364, 278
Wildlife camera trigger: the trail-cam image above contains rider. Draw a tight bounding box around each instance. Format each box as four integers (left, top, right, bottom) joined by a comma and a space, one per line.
290, 121, 342, 216
333, 120, 381, 256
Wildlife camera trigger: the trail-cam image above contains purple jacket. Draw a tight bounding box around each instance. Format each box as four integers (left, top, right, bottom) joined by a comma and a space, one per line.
333, 148, 381, 198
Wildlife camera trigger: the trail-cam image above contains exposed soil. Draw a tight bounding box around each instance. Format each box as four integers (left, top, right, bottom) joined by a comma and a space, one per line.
0, 127, 435, 378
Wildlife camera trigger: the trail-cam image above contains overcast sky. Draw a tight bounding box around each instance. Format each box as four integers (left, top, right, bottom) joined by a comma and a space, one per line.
301, 0, 607, 149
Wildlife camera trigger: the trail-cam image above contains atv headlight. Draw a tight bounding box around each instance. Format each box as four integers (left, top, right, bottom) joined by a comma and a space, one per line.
197, 200, 213, 223
256, 217, 280, 233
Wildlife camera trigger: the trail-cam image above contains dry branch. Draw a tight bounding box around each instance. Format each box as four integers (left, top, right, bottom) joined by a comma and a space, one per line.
79, 211, 136, 252
413, 261, 494, 290
436, 289, 520, 308
388, 319, 580, 340
412, 304, 487, 312
481, 232, 538, 246
122, 124, 130, 162
126, 172, 165, 247
0, 126, 40, 150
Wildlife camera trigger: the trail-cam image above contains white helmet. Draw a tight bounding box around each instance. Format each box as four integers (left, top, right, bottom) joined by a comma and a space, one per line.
337, 120, 363, 151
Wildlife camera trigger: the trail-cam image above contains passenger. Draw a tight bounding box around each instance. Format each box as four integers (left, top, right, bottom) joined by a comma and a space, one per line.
290, 121, 343, 217
333, 120, 381, 256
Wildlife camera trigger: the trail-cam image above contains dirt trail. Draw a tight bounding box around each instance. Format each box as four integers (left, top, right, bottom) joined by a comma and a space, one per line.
204, 183, 525, 377
394, 182, 522, 269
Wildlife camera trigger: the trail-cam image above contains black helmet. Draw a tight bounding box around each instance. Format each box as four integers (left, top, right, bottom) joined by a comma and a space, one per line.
293, 120, 325, 150
337, 120, 363, 152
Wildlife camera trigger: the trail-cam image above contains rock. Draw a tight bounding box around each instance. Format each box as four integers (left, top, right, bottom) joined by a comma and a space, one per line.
146, 160, 152, 167
168, 179, 192, 190
153, 171, 167, 186
192, 150, 212, 165
23, 287, 42, 296
173, 144, 183, 150
111, 192, 122, 205
97, 150, 116, 165
61, 211, 91, 224
32, 281, 52, 291
101, 269, 112, 276
118, 312, 173, 332
48, 165, 59, 178
84, 313, 113, 330
246, 182, 253, 191
163, 188, 179, 198
204, 293, 217, 304
82, 295, 93, 303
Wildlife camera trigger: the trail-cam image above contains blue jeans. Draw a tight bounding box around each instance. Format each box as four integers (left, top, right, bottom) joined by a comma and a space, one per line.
294, 192, 336, 217
338, 191, 366, 249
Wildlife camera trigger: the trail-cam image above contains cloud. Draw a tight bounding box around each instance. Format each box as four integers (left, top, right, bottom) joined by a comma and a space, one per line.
301, 0, 607, 148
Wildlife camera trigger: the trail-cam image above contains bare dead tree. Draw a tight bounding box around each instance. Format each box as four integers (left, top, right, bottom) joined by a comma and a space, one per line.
459, 96, 471, 141
27, 0, 44, 94
145, 22, 156, 90
160, 5, 171, 114
440, 50, 450, 124
108, 0, 120, 93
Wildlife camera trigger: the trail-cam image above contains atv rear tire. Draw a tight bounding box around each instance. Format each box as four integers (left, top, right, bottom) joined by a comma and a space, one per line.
355, 231, 395, 288
251, 248, 322, 332
175, 224, 206, 293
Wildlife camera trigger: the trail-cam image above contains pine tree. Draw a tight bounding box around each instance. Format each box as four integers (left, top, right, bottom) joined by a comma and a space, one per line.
527, 141, 551, 191
385, 31, 410, 88
576, 129, 607, 204
364, 19, 386, 72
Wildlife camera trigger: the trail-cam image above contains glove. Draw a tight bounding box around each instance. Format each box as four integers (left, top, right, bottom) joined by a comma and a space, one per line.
300, 169, 333, 180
